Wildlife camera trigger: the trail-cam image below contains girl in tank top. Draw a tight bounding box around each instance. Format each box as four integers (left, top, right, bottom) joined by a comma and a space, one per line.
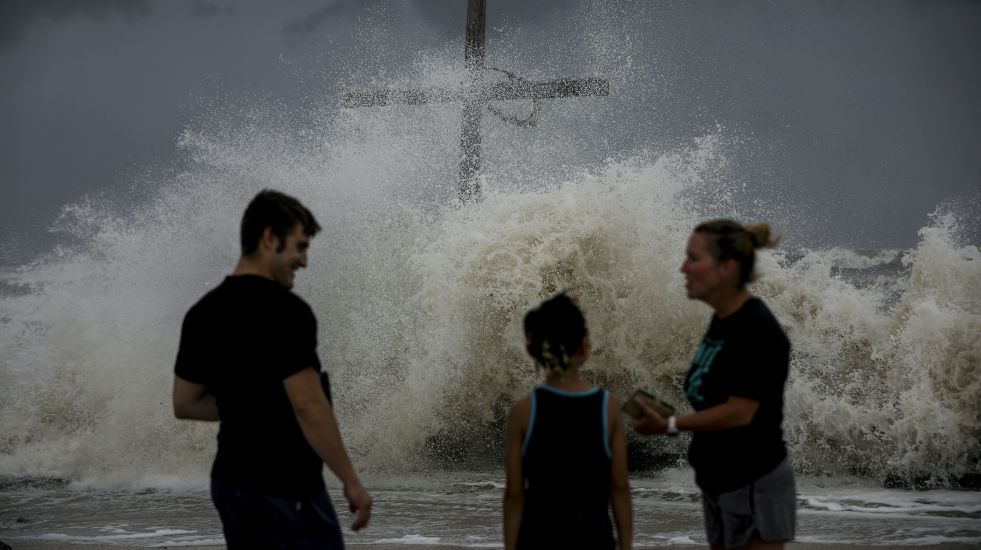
503, 292, 632, 550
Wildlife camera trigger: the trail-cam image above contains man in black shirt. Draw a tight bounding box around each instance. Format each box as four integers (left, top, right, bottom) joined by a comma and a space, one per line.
173, 190, 371, 548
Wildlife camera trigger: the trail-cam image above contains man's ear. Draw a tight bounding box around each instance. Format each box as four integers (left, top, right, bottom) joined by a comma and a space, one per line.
260, 227, 279, 252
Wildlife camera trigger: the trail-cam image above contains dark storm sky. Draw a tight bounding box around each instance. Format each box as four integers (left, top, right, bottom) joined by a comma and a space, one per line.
1, 0, 979, 263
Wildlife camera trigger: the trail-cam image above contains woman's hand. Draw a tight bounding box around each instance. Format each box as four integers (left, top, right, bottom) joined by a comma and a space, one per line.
632, 396, 761, 436
629, 395, 669, 435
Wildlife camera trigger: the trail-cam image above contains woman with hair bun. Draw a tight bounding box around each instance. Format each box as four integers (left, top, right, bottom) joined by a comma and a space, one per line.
503, 292, 632, 550
632, 220, 795, 550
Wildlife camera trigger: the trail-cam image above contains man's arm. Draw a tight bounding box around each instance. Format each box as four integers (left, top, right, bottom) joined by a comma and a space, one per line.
283, 367, 372, 531
173, 376, 219, 421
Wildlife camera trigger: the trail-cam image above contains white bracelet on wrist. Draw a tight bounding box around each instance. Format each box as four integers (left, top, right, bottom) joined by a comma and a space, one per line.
666, 415, 679, 436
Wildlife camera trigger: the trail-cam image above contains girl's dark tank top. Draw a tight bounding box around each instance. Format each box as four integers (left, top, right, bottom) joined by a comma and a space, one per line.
517, 385, 615, 550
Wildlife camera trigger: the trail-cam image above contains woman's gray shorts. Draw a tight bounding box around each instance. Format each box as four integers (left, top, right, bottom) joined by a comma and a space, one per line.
701, 457, 796, 549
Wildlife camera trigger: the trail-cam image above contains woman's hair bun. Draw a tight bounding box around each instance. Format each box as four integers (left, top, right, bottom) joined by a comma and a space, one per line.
744, 223, 779, 249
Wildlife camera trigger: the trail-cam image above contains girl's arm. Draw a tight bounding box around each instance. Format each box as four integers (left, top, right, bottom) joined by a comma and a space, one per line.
608, 396, 633, 550
503, 398, 530, 550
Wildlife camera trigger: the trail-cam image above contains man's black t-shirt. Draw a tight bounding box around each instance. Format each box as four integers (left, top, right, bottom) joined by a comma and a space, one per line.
683, 297, 791, 494
175, 274, 325, 498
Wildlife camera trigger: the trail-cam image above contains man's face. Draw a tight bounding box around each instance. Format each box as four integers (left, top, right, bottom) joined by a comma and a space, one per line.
269, 223, 310, 289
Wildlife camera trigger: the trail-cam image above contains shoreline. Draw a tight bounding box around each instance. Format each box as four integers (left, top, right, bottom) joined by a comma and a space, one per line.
2, 542, 979, 550
4, 471, 978, 549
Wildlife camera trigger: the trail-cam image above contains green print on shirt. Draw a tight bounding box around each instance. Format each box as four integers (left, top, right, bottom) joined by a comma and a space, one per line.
686, 338, 724, 403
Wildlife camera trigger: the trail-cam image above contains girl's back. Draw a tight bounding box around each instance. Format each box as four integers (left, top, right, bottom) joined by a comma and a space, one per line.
518, 384, 615, 550
504, 292, 631, 550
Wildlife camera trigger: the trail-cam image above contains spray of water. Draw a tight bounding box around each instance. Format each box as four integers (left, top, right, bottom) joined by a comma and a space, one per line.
1, 43, 978, 489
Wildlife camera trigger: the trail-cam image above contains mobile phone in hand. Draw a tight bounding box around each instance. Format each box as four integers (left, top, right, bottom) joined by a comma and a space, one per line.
621, 389, 675, 419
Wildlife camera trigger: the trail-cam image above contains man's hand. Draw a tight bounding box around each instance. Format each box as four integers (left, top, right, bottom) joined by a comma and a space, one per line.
344, 482, 373, 531
284, 368, 373, 531
629, 394, 668, 435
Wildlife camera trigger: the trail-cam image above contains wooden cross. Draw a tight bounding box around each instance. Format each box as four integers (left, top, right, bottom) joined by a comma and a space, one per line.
343, 0, 609, 203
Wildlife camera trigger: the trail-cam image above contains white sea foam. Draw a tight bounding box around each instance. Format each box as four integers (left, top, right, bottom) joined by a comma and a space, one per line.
36, 528, 196, 542
370, 534, 442, 545
0, 39, 978, 491
798, 246, 905, 271
451, 481, 505, 490
149, 538, 225, 548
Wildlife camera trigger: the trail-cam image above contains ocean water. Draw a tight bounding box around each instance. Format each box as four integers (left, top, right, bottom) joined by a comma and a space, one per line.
2, 38, 980, 547
1, 471, 980, 547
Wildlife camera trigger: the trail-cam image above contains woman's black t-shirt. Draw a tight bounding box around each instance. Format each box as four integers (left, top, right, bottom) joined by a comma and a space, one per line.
683, 297, 791, 494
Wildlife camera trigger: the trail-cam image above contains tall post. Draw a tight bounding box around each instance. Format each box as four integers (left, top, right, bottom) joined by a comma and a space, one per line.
342, 0, 609, 203
459, 0, 486, 203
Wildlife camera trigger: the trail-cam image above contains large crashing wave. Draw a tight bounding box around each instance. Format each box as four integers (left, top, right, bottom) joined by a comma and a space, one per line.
1, 70, 978, 489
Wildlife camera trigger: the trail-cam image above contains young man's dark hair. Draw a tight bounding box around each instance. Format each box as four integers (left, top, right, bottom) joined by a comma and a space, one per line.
240, 189, 322, 255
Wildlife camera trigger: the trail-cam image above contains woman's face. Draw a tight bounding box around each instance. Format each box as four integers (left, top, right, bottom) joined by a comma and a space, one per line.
681, 232, 730, 302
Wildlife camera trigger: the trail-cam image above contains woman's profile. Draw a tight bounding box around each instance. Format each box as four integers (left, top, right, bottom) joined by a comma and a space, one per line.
632, 219, 796, 550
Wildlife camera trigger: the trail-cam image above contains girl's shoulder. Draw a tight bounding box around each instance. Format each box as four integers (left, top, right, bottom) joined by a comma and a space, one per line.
601, 388, 624, 420
508, 393, 533, 418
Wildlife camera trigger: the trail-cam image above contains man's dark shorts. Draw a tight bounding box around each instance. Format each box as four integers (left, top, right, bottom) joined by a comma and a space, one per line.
701, 457, 796, 549
211, 479, 345, 549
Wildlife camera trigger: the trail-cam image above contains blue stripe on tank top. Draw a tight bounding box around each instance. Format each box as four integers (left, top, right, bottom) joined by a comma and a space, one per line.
602, 390, 612, 459
521, 389, 537, 456
521, 385, 604, 457
538, 384, 601, 398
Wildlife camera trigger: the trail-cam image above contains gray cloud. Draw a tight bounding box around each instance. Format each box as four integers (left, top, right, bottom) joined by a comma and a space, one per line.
282, 2, 348, 37
1, 0, 979, 264
0, 0, 153, 47
191, 0, 240, 18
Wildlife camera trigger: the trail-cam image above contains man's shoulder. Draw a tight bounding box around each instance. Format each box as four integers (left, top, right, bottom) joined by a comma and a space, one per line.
182, 281, 225, 319
185, 276, 244, 311
265, 286, 318, 330
281, 288, 316, 318
184, 275, 316, 322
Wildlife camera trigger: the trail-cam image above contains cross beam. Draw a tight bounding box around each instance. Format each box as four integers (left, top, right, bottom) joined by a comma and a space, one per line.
343, 0, 609, 202
343, 78, 610, 108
